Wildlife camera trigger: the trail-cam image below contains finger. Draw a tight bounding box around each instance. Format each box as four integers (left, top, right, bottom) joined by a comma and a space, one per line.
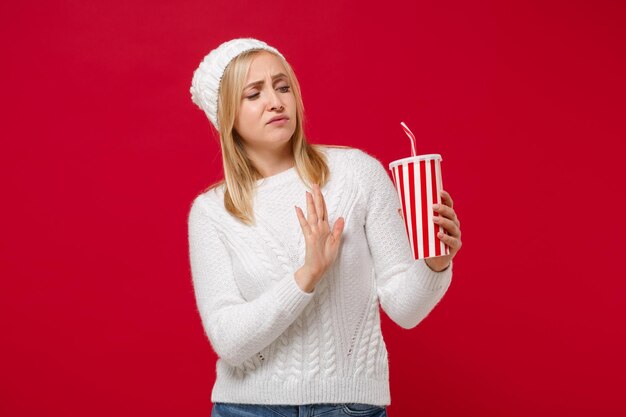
433, 204, 459, 225
440, 189, 454, 209
437, 231, 462, 250
313, 183, 325, 223
306, 191, 318, 224
433, 215, 461, 238
295, 206, 312, 236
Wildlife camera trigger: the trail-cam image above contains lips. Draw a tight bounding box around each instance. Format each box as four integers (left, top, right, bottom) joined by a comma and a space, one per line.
267, 116, 289, 124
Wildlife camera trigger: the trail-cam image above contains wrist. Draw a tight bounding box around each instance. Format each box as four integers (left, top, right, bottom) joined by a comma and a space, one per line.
425, 257, 450, 272
294, 267, 316, 293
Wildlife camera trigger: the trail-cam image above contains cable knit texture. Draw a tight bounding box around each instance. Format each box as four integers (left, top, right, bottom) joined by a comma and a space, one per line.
187, 146, 453, 406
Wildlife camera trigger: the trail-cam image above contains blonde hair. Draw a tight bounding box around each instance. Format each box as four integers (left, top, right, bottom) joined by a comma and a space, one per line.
201, 49, 351, 226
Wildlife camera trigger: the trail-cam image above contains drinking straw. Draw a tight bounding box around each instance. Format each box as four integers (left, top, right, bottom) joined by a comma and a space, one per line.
400, 121, 417, 156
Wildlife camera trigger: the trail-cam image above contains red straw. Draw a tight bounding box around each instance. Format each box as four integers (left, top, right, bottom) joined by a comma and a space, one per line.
400, 121, 417, 156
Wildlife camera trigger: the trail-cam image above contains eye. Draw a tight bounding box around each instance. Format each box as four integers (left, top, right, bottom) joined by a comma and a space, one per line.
244, 85, 290, 100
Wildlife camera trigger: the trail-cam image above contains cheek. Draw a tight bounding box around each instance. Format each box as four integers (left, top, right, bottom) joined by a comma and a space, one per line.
286, 96, 297, 116
286, 93, 297, 107
238, 104, 262, 124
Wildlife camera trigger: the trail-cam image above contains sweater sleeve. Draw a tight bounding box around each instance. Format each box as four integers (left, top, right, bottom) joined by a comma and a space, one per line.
187, 195, 315, 366
354, 149, 453, 330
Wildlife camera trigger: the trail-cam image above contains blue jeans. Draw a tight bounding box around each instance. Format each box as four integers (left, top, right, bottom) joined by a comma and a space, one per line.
211, 402, 387, 417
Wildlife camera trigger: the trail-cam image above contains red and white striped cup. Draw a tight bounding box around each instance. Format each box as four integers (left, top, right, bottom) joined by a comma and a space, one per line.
389, 154, 450, 260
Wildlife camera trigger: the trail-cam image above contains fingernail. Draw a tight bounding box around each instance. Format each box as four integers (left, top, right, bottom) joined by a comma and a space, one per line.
433, 204, 440, 209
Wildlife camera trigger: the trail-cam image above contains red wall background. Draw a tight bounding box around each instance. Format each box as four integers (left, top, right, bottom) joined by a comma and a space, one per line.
1, 1, 624, 416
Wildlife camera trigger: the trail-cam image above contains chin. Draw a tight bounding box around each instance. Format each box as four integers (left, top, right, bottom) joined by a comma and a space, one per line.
272, 129, 296, 142
273, 134, 294, 145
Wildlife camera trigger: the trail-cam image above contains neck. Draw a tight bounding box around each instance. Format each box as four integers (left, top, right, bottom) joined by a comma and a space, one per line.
245, 143, 295, 178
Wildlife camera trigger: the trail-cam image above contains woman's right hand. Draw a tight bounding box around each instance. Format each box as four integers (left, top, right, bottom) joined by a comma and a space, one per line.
294, 183, 345, 293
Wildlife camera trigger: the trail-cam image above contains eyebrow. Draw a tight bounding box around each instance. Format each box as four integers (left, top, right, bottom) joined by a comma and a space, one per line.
244, 73, 288, 90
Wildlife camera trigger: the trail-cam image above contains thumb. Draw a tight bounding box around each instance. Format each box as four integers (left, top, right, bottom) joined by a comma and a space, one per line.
332, 217, 345, 242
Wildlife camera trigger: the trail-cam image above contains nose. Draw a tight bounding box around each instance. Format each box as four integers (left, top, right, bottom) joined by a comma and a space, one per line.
267, 87, 284, 111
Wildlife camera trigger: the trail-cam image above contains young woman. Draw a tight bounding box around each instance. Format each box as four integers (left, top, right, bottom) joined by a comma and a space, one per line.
188, 38, 462, 417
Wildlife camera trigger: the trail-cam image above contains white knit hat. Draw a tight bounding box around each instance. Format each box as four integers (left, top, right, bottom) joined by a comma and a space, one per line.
190, 38, 285, 130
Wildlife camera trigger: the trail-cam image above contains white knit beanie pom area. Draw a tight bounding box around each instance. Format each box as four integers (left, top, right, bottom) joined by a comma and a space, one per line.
190, 37, 285, 130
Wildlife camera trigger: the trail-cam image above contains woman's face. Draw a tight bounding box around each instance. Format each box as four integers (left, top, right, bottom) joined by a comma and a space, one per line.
234, 51, 297, 153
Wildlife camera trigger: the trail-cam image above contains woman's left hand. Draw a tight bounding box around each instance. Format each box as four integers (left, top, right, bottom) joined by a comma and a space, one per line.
424, 189, 462, 272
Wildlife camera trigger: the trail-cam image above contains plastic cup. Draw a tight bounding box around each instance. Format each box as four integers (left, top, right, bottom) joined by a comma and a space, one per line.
389, 154, 450, 260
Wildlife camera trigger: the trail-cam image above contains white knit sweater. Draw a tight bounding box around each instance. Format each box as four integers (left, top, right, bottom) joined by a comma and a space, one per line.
187, 145, 453, 406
